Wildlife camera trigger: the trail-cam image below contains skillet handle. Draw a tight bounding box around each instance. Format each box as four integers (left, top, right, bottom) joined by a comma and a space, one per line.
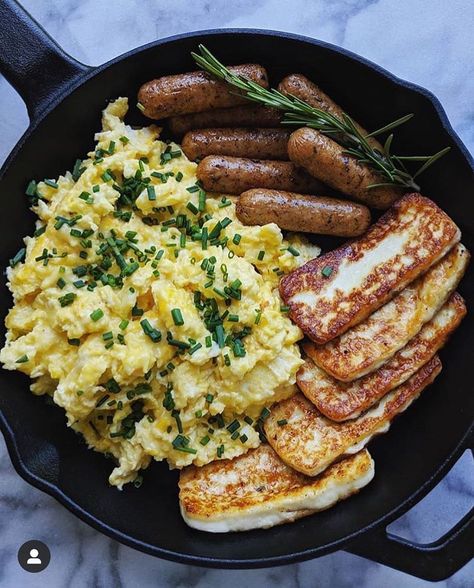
0, 0, 91, 122
346, 433, 474, 581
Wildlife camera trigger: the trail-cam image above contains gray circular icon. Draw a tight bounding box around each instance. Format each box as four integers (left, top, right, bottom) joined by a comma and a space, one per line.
17, 540, 50, 573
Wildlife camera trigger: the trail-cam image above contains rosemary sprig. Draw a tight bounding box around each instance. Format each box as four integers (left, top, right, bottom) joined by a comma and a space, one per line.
191, 44, 450, 191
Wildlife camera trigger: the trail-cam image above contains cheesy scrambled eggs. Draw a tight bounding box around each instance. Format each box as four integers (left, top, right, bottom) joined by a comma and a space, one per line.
0, 99, 320, 488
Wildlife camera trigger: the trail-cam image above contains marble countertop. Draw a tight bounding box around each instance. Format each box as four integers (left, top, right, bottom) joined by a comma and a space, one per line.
0, 0, 473, 586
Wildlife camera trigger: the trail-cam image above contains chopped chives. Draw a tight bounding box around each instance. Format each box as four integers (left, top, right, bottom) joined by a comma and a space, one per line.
254, 309, 262, 325
217, 444, 224, 458
259, 407, 271, 421
244, 416, 253, 425
205, 394, 214, 404
175, 171, 183, 182
287, 245, 300, 257
224, 354, 231, 366
102, 331, 113, 341
119, 136, 129, 145
140, 319, 161, 342
16, 355, 29, 363
58, 292, 77, 307
232, 233, 241, 245
215, 324, 225, 348
198, 190, 206, 211
257, 250, 265, 261
44, 179, 58, 189
57, 277, 66, 289
137, 102, 145, 112
321, 265, 333, 278
227, 314, 239, 322
226, 419, 240, 434
240, 433, 248, 443
119, 319, 129, 330
186, 185, 199, 193
90, 308, 104, 321
280, 305, 290, 312
25, 180, 37, 196
186, 202, 199, 215
79, 191, 91, 201
189, 342, 202, 355
93, 184, 100, 193
205, 335, 212, 348
147, 185, 156, 201
10, 248, 26, 267
200, 435, 210, 446
277, 419, 288, 426
195, 410, 203, 418
171, 308, 184, 326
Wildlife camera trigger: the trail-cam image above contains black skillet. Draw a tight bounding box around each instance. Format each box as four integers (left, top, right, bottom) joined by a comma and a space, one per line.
0, 0, 473, 580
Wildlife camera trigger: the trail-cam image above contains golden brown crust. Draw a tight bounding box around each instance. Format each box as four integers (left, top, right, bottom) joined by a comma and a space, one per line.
265, 357, 442, 476
236, 189, 371, 236
298, 292, 466, 420
288, 127, 401, 209
179, 444, 373, 525
181, 128, 291, 161
309, 245, 469, 381
279, 193, 462, 344
278, 74, 383, 151
196, 155, 328, 195
167, 105, 282, 138
138, 65, 269, 119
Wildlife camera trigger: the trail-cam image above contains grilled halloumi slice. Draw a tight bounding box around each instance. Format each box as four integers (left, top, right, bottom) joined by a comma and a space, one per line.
179, 445, 374, 532
308, 243, 468, 381
265, 357, 441, 477
298, 292, 466, 421
280, 193, 460, 344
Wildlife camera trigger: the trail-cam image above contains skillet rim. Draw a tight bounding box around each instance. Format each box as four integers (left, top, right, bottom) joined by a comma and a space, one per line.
0, 27, 472, 568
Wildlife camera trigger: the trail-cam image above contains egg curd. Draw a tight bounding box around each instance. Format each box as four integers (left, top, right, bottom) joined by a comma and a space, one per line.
0, 98, 320, 488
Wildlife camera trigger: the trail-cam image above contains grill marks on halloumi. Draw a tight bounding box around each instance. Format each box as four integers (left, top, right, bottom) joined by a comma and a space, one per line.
307, 244, 469, 381
298, 293, 466, 421
265, 357, 441, 477
178, 445, 374, 532
280, 194, 461, 344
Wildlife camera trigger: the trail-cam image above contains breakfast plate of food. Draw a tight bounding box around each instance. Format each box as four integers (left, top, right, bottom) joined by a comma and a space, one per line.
0, 0, 472, 580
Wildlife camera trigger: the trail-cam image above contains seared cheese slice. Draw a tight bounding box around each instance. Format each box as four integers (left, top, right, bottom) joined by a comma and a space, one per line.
299, 292, 466, 420
309, 243, 468, 381
265, 357, 441, 477
179, 445, 374, 532
280, 194, 461, 344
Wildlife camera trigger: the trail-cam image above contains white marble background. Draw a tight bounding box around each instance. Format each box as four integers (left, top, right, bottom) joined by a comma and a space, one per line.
0, 0, 473, 586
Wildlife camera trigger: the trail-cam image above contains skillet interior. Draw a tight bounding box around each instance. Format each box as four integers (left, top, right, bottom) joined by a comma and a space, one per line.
0, 31, 473, 566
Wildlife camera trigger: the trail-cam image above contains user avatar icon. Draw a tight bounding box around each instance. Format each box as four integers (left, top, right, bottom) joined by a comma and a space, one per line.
26, 548, 42, 565
18, 540, 50, 572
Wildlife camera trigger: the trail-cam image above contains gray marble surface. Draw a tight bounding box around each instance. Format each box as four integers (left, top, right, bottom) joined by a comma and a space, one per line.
0, 0, 473, 586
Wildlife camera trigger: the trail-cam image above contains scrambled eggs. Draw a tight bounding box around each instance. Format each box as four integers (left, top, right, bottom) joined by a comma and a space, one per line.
0, 99, 320, 487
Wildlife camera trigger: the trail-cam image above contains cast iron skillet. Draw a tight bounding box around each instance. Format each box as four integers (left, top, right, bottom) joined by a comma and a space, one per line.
0, 0, 472, 580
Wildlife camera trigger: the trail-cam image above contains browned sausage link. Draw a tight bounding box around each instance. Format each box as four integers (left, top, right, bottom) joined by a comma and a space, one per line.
138, 65, 269, 120
288, 128, 401, 209
168, 105, 282, 138
236, 189, 371, 237
182, 128, 291, 161
196, 156, 327, 195
278, 74, 383, 152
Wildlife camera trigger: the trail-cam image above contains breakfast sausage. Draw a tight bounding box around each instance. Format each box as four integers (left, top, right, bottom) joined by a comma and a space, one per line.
138, 65, 269, 119
196, 156, 327, 195
278, 74, 383, 152
182, 128, 291, 161
288, 128, 401, 209
167, 105, 282, 137
236, 189, 371, 237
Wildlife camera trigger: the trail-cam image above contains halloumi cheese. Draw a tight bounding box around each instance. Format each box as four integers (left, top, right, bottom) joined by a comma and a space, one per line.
265, 356, 441, 477
308, 243, 468, 381
280, 193, 461, 344
298, 292, 466, 421
179, 445, 374, 532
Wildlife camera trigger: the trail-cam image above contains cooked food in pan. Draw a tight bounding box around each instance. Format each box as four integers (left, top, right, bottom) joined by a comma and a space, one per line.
280, 194, 461, 345
179, 445, 374, 532
265, 358, 441, 477
298, 293, 466, 421
1, 45, 467, 534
